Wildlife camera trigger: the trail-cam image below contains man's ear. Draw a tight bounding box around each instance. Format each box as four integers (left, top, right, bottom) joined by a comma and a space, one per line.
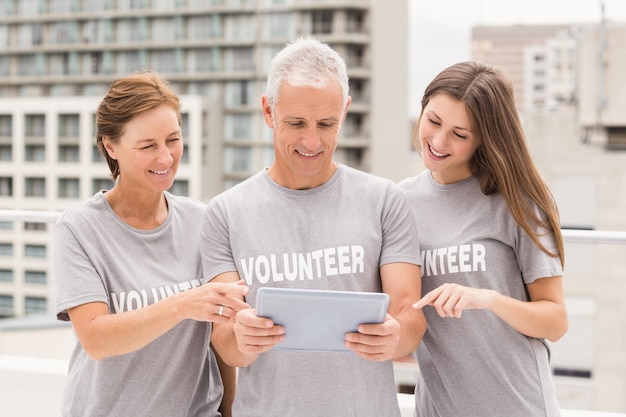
261, 95, 275, 129
101, 136, 117, 160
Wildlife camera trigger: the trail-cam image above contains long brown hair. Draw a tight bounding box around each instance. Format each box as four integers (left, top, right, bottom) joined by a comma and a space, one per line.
416, 61, 564, 266
96, 70, 182, 180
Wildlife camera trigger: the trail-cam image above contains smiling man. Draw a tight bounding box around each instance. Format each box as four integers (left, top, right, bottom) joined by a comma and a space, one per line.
200, 38, 427, 417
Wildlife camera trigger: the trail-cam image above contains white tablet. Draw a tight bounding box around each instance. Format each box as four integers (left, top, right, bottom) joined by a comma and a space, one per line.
255, 287, 389, 352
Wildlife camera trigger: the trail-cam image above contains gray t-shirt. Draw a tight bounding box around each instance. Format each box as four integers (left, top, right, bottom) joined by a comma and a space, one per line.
399, 172, 563, 417
54, 191, 223, 417
201, 164, 421, 417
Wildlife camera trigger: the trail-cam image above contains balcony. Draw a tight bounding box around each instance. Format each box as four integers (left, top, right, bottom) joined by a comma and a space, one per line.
1, 209, 626, 416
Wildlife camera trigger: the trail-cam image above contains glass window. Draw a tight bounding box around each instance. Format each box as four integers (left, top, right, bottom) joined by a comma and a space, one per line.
18, 54, 37, 76
93, 144, 105, 162
0, 114, 11, 136
117, 19, 143, 42
59, 114, 80, 137
190, 49, 221, 73
0, 243, 13, 256
169, 180, 189, 197
0, 55, 8, 77
150, 50, 176, 74
25, 145, 45, 162
58, 178, 80, 198
25, 244, 46, 258
151, 17, 175, 43
0, 144, 12, 160
24, 222, 46, 231
0, 221, 12, 230
346, 10, 365, 33
58, 145, 80, 162
50, 21, 76, 44
116, 51, 141, 75
25, 270, 47, 284
224, 15, 255, 40
264, 13, 293, 39
226, 48, 254, 72
0, 294, 13, 317
48, 53, 70, 75
187, 16, 221, 40
25, 296, 47, 315
311, 10, 333, 34
25, 177, 46, 197
225, 81, 254, 107
92, 178, 114, 194
0, 177, 12, 196
0, 24, 7, 48
224, 147, 253, 174
0, 269, 12, 282
25, 114, 45, 137
225, 114, 253, 141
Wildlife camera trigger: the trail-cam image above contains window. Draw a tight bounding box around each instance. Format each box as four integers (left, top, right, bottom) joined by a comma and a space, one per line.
311, 10, 333, 34
0, 115, 11, 136
224, 15, 255, 40
151, 18, 175, 43
25, 244, 46, 258
346, 10, 365, 33
25, 296, 47, 315
190, 49, 220, 73
0, 144, 10, 161
0, 221, 12, 230
18, 54, 37, 76
24, 222, 46, 231
92, 178, 114, 194
25, 145, 45, 162
58, 145, 80, 162
50, 21, 76, 44
225, 114, 253, 140
25, 270, 46, 284
93, 144, 105, 162
224, 147, 253, 174
0, 269, 12, 282
0, 294, 13, 317
48, 53, 70, 75
187, 16, 222, 40
150, 50, 176, 74
25, 114, 45, 137
0, 177, 12, 196
226, 48, 254, 72
58, 178, 80, 198
25, 177, 46, 197
346, 45, 365, 68
169, 180, 189, 196
225, 81, 253, 107
58, 114, 80, 137
0, 243, 13, 256
264, 13, 292, 39
116, 51, 141, 75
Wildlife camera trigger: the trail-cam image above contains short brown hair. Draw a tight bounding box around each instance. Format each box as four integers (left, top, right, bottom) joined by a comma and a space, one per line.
96, 70, 182, 180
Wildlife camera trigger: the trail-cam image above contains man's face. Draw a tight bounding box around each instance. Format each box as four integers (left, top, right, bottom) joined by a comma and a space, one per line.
262, 80, 350, 190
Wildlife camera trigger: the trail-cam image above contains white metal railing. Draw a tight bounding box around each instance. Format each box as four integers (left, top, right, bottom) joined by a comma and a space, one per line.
2, 209, 626, 245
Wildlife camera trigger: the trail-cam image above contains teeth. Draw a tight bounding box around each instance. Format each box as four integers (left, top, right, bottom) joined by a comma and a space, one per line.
150, 169, 169, 175
297, 150, 318, 157
429, 145, 448, 158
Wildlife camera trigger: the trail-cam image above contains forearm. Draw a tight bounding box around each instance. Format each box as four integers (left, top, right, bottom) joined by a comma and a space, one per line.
71, 295, 185, 360
211, 321, 259, 367
488, 291, 568, 342
393, 307, 427, 358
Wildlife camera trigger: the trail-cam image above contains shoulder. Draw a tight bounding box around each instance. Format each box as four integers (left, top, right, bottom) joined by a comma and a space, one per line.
57, 192, 106, 224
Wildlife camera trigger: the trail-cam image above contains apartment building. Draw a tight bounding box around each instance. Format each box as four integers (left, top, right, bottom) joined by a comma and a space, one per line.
0, 0, 412, 317
472, 21, 626, 412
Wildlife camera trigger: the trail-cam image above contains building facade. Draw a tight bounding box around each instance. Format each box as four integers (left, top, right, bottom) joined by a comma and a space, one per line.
472, 21, 626, 413
0, 0, 412, 317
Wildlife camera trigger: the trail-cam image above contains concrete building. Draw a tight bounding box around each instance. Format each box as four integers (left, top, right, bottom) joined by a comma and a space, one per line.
0, 0, 413, 318
472, 21, 626, 413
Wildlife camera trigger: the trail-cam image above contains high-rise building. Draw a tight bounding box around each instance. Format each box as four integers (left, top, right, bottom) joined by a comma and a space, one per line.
0, 0, 412, 317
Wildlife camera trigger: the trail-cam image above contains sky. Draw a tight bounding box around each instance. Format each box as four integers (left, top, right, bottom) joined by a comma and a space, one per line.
408, 0, 626, 116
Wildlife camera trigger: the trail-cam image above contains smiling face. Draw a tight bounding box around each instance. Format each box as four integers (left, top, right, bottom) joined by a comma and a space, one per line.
262, 80, 350, 190
102, 104, 182, 195
418, 93, 481, 184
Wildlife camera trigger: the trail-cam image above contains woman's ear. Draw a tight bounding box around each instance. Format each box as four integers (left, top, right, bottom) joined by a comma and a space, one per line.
101, 136, 117, 160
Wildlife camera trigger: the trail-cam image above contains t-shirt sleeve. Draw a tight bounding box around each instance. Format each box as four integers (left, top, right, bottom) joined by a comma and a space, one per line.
53, 217, 109, 321
379, 183, 422, 268
200, 198, 238, 283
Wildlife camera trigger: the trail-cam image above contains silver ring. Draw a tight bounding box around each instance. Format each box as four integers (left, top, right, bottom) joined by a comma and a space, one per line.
218, 305, 224, 316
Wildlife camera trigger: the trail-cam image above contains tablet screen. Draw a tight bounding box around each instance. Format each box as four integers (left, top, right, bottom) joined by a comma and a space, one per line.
256, 287, 389, 352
